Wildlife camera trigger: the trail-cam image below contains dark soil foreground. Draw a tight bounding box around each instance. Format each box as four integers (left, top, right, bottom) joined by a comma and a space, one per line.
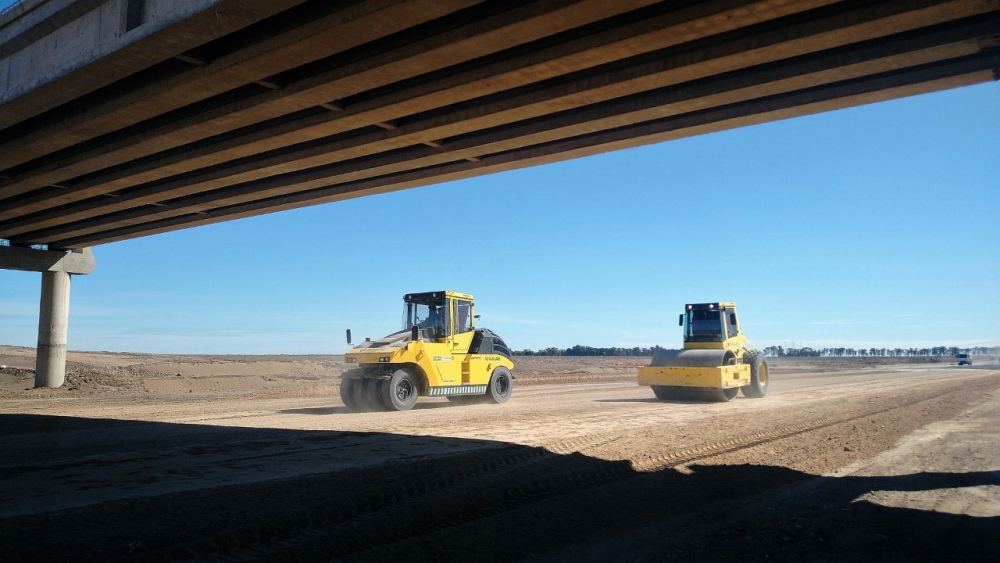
1, 348, 998, 562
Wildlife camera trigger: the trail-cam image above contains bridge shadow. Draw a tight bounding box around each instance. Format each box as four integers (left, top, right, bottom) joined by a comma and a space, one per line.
1, 413, 996, 562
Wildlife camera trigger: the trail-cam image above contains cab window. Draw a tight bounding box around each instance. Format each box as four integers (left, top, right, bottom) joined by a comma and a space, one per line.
725, 308, 738, 339
685, 309, 724, 342
406, 298, 449, 336
455, 300, 472, 334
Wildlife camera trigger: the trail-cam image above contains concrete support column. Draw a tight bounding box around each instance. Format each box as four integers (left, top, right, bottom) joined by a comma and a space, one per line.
36, 270, 71, 388
0, 245, 94, 388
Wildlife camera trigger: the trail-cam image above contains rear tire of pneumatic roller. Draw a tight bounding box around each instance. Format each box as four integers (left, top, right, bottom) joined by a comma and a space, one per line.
485, 366, 513, 404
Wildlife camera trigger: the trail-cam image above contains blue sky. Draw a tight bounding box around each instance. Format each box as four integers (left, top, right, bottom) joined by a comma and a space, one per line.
2, 81, 998, 354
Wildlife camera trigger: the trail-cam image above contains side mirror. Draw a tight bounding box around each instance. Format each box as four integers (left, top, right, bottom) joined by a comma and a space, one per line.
729, 313, 737, 327
474, 315, 481, 319
678, 314, 683, 326
411, 325, 419, 341
346, 329, 352, 345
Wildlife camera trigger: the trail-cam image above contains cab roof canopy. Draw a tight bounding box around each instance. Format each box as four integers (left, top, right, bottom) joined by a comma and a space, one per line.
404, 291, 474, 302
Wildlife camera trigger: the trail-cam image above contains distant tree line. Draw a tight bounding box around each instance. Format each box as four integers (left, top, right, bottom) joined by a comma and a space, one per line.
761, 345, 1000, 357
515, 345, 666, 357
514, 345, 999, 357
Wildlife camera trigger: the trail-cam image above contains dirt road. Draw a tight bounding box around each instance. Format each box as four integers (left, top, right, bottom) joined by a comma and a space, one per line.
1, 351, 998, 562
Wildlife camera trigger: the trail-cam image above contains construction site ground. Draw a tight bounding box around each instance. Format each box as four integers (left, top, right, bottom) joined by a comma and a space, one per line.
1, 348, 998, 562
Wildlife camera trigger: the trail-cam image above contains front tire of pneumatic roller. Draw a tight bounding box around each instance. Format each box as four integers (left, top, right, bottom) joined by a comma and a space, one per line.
485, 366, 513, 404
339, 378, 360, 412
381, 368, 419, 411
362, 379, 388, 411
349, 378, 381, 412
740, 353, 769, 399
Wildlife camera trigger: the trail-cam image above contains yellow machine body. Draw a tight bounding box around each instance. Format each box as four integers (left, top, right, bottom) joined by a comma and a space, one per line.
342, 291, 515, 410
638, 302, 768, 401
638, 363, 750, 390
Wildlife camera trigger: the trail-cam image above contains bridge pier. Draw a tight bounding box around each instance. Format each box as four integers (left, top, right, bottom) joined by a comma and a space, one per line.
0, 246, 95, 388
36, 270, 72, 388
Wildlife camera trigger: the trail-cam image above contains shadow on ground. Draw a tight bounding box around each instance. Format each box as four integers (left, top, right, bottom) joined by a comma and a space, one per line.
1, 414, 997, 562
280, 400, 459, 415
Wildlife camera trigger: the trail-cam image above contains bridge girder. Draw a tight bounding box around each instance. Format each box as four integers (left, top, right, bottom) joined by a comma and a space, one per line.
0, 0, 998, 248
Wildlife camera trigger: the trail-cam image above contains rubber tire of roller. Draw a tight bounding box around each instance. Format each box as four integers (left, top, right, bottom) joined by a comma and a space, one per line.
741, 354, 769, 399
485, 366, 513, 404
382, 368, 419, 411
364, 379, 389, 411
340, 378, 360, 412
351, 379, 372, 412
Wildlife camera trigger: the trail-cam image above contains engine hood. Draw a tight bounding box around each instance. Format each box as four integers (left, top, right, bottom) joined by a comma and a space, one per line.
347, 330, 413, 355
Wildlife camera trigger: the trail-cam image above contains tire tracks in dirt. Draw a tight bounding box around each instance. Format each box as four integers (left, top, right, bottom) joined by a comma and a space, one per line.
146, 373, 1000, 562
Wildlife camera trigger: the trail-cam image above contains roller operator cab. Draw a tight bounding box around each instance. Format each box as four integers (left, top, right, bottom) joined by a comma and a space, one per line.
638, 302, 769, 402
341, 291, 515, 411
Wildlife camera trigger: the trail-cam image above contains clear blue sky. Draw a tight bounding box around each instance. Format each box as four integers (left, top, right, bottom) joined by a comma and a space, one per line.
2, 82, 998, 354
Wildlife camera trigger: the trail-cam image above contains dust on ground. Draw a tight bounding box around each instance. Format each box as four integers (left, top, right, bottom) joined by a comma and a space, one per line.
1, 346, 998, 562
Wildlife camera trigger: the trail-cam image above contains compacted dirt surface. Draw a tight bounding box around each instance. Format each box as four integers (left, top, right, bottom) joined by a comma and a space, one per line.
1, 347, 998, 562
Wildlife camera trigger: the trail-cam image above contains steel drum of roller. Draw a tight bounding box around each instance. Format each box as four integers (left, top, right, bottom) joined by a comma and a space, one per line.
650, 348, 736, 368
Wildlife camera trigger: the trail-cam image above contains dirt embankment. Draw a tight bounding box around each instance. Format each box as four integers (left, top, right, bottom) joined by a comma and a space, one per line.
3, 345, 989, 399
1, 346, 998, 562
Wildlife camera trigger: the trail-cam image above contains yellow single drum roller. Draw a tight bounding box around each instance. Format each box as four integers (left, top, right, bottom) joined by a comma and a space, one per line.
639, 302, 769, 402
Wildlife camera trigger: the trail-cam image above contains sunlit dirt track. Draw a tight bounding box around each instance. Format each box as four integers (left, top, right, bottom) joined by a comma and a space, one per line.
2, 355, 998, 562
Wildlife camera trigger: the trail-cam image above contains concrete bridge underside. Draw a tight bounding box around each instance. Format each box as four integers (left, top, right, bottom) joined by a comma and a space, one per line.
0, 0, 998, 251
